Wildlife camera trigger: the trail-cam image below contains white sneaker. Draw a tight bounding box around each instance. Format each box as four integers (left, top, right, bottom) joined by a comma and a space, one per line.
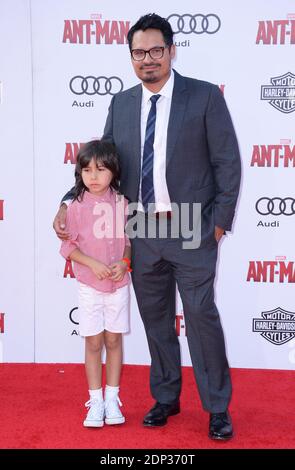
105, 395, 125, 425
83, 398, 104, 427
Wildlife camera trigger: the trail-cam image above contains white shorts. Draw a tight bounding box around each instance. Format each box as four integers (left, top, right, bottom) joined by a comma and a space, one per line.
77, 282, 130, 337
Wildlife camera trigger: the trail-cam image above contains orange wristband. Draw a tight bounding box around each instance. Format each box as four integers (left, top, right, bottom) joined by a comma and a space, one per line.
121, 257, 132, 272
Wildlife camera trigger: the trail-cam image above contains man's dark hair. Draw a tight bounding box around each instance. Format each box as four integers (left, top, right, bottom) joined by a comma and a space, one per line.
127, 13, 174, 51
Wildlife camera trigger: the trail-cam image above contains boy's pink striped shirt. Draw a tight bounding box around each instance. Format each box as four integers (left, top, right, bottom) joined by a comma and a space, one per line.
60, 188, 130, 293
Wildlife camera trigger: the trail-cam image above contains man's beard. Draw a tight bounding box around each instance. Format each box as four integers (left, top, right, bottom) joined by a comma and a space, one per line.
142, 74, 158, 83
140, 63, 161, 83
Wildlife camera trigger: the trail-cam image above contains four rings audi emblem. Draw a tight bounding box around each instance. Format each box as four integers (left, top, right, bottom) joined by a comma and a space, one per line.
256, 197, 295, 216
70, 76, 124, 96
167, 14, 221, 34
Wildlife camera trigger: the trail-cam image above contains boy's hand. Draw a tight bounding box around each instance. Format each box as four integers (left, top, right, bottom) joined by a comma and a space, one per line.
89, 260, 113, 280
109, 261, 128, 282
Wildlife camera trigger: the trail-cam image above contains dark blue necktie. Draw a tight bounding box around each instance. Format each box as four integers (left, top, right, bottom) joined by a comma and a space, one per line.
141, 94, 161, 212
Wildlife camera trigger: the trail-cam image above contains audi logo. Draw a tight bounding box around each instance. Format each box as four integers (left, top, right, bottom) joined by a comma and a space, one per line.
255, 197, 295, 216
167, 13, 221, 34
69, 307, 79, 325
69, 75, 124, 96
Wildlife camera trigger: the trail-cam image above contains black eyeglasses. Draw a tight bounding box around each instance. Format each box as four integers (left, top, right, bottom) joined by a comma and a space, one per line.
131, 46, 168, 61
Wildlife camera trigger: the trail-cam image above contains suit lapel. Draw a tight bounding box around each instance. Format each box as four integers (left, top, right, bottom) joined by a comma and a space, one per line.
166, 70, 188, 167
130, 85, 142, 186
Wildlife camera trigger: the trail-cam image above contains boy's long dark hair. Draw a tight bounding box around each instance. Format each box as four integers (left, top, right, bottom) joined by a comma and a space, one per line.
73, 140, 120, 202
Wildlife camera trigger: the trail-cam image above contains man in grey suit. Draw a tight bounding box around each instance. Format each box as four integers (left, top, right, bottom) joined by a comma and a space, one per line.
54, 13, 241, 440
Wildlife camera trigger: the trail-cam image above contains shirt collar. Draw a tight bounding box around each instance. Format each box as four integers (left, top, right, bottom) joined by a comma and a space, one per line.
142, 69, 174, 105
82, 187, 112, 203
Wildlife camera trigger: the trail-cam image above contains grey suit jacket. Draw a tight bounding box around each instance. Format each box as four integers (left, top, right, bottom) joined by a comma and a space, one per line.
62, 70, 241, 243
102, 70, 241, 236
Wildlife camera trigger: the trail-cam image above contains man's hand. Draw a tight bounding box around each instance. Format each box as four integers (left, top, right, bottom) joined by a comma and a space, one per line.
53, 204, 69, 240
215, 225, 225, 243
109, 261, 128, 282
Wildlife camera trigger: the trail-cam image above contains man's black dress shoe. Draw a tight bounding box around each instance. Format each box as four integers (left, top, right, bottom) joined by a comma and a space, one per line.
209, 410, 233, 440
143, 401, 180, 427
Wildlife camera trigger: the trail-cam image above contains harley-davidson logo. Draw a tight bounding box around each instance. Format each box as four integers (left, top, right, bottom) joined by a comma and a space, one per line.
261, 72, 295, 113
252, 307, 295, 345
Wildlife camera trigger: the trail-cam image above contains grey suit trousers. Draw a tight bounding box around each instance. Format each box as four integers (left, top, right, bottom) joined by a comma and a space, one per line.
130, 215, 232, 414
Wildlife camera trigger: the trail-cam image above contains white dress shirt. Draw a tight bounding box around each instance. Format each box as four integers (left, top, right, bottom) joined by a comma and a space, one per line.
138, 70, 174, 212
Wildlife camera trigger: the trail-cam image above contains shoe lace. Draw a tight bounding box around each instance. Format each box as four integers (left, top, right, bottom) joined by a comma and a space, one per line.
210, 412, 228, 425
105, 395, 123, 415
85, 398, 104, 416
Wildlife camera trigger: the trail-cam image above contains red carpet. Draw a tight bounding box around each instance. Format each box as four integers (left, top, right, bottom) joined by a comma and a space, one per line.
0, 364, 294, 449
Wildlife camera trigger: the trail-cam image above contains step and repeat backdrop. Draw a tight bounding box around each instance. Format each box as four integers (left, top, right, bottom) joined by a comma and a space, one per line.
0, 0, 294, 368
